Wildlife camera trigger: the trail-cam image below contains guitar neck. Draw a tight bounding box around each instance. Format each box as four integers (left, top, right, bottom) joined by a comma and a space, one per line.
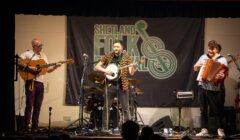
40, 61, 67, 68
119, 62, 137, 70
40, 63, 56, 68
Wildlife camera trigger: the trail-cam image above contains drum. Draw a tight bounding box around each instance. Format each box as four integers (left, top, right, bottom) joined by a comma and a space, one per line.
89, 105, 118, 130
85, 93, 104, 113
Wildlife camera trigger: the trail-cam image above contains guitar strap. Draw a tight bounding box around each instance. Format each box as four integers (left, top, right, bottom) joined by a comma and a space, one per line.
29, 80, 34, 92
207, 54, 212, 59
207, 53, 223, 60
27, 53, 36, 92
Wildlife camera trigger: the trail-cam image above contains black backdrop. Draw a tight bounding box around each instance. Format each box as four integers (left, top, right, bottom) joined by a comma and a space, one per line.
65, 17, 204, 107
2, 0, 240, 135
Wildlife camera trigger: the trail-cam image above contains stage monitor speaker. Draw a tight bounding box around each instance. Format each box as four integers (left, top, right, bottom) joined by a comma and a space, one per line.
151, 115, 173, 132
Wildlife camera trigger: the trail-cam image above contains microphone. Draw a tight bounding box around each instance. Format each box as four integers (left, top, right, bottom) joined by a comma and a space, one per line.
83, 53, 88, 58
228, 53, 240, 71
228, 54, 235, 63
15, 54, 20, 58
49, 107, 52, 111
227, 54, 232, 57
227, 54, 233, 64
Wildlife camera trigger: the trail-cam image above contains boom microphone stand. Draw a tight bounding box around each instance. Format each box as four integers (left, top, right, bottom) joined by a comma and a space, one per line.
228, 54, 240, 72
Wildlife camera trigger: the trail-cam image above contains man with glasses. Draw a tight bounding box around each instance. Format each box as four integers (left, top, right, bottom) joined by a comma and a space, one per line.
19, 38, 61, 133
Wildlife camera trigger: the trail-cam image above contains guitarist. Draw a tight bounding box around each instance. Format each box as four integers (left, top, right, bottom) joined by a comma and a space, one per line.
95, 40, 135, 132
19, 38, 61, 133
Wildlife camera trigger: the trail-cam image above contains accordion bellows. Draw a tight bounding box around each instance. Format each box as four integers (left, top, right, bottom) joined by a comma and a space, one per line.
197, 59, 227, 84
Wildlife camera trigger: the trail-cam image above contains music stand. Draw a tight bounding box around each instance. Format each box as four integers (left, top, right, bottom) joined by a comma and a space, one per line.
176, 91, 194, 132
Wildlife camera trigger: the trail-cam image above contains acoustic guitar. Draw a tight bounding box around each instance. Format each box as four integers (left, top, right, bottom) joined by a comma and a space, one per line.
18, 58, 74, 81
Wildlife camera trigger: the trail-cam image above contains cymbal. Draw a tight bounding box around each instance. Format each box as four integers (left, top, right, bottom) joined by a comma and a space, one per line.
128, 78, 140, 85
84, 86, 104, 94
88, 72, 105, 83
132, 91, 144, 95
132, 87, 143, 95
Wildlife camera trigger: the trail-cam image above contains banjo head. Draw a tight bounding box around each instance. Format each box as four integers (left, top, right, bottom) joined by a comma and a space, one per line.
105, 63, 119, 80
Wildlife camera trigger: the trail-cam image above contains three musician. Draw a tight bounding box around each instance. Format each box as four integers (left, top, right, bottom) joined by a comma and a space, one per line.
19, 38, 62, 132
194, 40, 228, 137
95, 40, 135, 131
18, 38, 230, 136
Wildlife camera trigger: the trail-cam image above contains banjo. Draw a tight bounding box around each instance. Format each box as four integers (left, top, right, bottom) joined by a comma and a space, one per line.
105, 60, 143, 81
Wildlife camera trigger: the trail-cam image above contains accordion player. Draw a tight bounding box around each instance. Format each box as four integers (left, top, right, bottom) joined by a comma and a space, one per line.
197, 59, 228, 85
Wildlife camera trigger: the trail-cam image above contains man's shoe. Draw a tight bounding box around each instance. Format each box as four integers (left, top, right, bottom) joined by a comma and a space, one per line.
101, 129, 111, 134
23, 127, 31, 133
31, 129, 38, 133
196, 128, 208, 136
217, 128, 225, 137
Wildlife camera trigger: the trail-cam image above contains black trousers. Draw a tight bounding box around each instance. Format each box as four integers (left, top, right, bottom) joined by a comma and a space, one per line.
198, 87, 225, 133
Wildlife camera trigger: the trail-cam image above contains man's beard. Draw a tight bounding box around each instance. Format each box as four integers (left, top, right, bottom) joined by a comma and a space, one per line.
114, 50, 121, 56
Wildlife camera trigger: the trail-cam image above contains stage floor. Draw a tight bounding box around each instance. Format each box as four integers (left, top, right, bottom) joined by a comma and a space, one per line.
5, 129, 240, 140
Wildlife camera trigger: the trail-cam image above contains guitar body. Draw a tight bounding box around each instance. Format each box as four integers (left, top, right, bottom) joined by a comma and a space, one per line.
105, 63, 120, 81
18, 58, 74, 81
19, 59, 48, 81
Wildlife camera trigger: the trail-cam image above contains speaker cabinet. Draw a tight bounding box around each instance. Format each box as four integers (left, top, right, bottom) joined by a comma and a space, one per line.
151, 115, 173, 132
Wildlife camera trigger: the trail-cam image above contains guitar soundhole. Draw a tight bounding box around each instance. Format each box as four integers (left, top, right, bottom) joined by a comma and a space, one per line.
36, 65, 41, 70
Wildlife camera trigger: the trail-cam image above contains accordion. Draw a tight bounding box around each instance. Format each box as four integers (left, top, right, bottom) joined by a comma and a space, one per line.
197, 59, 227, 84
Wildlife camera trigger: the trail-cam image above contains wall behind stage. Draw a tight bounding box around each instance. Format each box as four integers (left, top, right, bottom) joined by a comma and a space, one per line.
14, 15, 240, 129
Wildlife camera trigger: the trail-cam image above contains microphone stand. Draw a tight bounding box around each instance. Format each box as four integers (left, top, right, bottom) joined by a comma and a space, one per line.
177, 99, 182, 132
48, 107, 52, 137
104, 78, 109, 130
116, 81, 120, 129
15, 55, 19, 81
78, 55, 88, 130
229, 55, 240, 72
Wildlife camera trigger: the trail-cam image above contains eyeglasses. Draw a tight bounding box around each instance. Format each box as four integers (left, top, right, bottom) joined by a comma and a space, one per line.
34, 44, 43, 48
